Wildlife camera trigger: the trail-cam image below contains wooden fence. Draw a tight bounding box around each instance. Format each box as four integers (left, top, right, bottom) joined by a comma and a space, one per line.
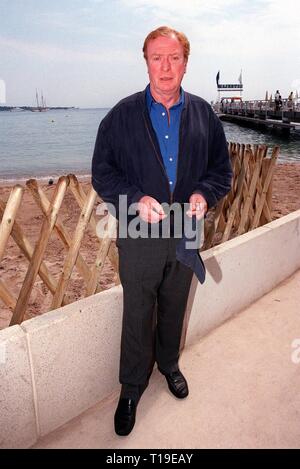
0, 175, 119, 326
0, 142, 279, 326
203, 142, 279, 249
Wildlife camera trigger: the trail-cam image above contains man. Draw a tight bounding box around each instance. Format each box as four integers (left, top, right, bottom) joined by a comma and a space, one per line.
275, 90, 282, 111
92, 26, 232, 436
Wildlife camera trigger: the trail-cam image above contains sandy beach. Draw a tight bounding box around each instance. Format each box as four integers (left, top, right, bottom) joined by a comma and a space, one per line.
0, 163, 300, 329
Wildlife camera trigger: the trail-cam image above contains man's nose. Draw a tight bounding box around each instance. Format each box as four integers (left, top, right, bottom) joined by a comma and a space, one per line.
161, 57, 171, 71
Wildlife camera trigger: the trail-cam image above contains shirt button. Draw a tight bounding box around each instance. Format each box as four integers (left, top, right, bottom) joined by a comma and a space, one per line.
162, 112, 165, 116
169, 181, 173, 185
165, 135, 169, 139
169, 157, 173, 162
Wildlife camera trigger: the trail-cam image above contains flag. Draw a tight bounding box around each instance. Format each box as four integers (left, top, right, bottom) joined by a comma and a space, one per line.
216, 70, 220, 85
238, 69, 242, 85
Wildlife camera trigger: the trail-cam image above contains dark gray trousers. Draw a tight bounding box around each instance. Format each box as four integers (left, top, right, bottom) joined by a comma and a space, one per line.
117, 236, 193, 396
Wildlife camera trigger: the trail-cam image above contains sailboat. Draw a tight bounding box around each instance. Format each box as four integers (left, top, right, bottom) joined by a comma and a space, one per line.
30, 89, 48, 112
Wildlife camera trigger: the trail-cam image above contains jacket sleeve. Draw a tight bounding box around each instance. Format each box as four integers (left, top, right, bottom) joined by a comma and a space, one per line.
91, 120, 145, 217
193, 113, 233, 209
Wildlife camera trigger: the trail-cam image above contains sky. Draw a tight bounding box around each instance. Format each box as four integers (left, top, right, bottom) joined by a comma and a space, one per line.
0, 0, 299, 108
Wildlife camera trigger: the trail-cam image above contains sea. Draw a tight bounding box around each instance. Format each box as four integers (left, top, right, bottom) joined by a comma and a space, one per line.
0, 107, 299, 182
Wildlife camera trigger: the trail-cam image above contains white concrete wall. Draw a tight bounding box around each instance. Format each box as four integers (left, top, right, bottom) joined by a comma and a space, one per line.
184, 210, 300, 345
0, 326, 37, 448
0, 210, 299, 448
23, 289, 123, 438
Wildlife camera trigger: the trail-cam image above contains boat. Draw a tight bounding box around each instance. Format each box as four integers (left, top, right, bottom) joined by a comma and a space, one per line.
30, 89, 48, 112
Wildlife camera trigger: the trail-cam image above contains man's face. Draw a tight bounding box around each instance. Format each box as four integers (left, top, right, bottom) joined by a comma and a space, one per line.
146, 35, 187, 98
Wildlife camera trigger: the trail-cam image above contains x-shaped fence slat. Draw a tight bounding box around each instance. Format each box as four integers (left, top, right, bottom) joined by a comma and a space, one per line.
0, 185, 23, 262
0, 198, 68, 306
86, 214, 117, 296
10, 176, 69, 325
50, 186, 97, 311
221, 150, 250, 243
68, 174, 120, 286
250, 148, 279, 229
0, 280, 16, 310
238, 147, 264, 234
26, 178, 92, 286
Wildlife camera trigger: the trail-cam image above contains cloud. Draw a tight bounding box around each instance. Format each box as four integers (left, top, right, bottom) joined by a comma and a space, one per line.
29, 10, 103, 37
118, 0, 299, 59
1, 0, 299, 105
120, 0, 243, 17
0, 36, 136, 64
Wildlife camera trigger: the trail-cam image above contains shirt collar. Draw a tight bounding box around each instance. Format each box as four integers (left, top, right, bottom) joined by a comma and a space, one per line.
146, 84, 184, 113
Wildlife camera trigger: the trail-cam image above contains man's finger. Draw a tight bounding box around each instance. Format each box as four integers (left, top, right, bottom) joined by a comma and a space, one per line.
188, 202, 205, 213
151, 200, 165, 215
148, 209, 166, 223
195, 211, 204, 220
150, 207, 167, 220
186, 208, 205, 218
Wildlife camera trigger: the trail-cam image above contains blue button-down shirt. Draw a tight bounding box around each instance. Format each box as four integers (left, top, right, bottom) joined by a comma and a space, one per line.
146, 84, 184, 191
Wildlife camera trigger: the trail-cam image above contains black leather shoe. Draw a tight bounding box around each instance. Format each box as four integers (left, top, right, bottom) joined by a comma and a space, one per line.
114, 398, 137, 436
164, 370, 189, 399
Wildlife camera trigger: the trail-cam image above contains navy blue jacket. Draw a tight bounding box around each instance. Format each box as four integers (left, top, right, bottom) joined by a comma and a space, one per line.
92, 88, 232, 218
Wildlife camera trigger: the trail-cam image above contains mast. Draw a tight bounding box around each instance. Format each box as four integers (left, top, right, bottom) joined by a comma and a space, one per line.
36, 88, 40, 108
41, 90, 47, 109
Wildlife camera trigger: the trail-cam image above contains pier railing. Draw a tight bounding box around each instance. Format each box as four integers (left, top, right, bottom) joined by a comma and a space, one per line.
215, 99, 300, 113
0, 143, 279, 326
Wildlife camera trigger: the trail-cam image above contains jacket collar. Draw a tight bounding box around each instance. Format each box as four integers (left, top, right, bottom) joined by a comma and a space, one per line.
145, 84, 185, 112
139, 86, 189, 112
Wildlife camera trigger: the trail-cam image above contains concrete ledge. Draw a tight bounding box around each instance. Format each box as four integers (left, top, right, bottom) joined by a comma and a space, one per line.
0, 325, 37, 448
21, 289, 123, 437
0, 209, 299, 447
184, 209, 300, 345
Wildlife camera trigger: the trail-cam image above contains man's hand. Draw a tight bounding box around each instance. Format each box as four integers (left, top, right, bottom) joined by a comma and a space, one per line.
187, 193, 208, 220
137, 195, 167, 223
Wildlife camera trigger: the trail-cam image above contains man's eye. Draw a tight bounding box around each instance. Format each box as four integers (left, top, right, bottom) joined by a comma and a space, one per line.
172, 56, 180, 61
153, 56, 160, 61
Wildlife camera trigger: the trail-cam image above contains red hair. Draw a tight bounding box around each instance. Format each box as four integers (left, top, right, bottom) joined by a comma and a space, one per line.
143, 26, 190, 61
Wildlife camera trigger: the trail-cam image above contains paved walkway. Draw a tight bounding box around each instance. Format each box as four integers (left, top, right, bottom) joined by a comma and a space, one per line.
33, 270, 300, 449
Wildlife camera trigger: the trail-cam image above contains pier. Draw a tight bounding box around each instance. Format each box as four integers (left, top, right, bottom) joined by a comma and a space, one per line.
215, 99, 300, 134
214, 70, 300, 134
